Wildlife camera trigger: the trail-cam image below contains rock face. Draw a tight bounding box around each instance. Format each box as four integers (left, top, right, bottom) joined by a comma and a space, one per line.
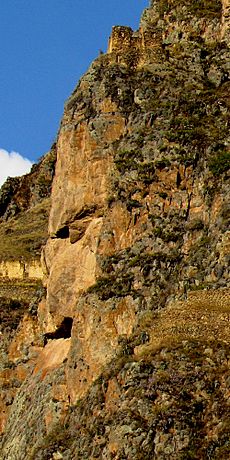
1, 1, 230, 458
0, 146, 56, 221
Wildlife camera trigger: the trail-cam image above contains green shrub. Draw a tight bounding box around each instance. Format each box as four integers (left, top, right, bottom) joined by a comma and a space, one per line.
88, 273, 134, 300
157, 0, 222, 19
209, 151, 230, 176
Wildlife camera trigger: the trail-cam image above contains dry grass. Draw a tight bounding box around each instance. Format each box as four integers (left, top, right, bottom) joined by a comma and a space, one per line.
0, 198, 50, 261
134, 290, 230, 359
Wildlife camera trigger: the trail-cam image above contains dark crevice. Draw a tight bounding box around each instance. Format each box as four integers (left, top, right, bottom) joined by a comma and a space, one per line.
55, 226, 70, 239
44, 317, 73, 344
185, 193, 192, 221
52, 206, 97, 240
74, 205, 97, 220
176, 171, 182, 188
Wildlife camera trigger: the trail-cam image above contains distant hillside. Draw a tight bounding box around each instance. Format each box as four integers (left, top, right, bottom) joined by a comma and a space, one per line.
0, 146, 56, 260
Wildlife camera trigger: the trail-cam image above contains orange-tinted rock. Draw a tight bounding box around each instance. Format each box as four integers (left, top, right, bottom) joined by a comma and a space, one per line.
33, 338, 71, 379
8, 314, 40, 363
0, 398, 8, 434
105, 377, 121, 412
44, 218, 103, 329
49, 113, 124, 236
66, 296, 136, 402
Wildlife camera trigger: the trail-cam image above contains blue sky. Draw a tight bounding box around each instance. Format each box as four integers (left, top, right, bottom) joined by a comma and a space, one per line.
0, 0, 148, 182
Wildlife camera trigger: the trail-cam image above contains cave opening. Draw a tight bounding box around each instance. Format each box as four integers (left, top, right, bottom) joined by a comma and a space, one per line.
55, 225, 70, 239
44, 317, 73, 344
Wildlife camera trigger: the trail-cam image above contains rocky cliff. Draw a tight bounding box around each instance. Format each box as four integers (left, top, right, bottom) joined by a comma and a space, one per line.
1, 1, 230, 458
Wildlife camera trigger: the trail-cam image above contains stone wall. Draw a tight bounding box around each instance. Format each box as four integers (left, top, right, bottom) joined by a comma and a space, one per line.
107, 24, 162, 66
0, 260, 43, 280
108, 26, 134, 53
221, 0, 230, 41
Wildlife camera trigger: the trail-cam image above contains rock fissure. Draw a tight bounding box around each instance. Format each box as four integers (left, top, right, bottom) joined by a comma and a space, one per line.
44, 317, 73, 343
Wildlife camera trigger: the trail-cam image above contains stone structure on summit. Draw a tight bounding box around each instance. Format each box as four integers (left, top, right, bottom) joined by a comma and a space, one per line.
221, 0, 230, 40
0, 1, 230, 458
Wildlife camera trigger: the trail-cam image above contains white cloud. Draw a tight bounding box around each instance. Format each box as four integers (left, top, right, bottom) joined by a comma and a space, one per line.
0, 149, 33, 187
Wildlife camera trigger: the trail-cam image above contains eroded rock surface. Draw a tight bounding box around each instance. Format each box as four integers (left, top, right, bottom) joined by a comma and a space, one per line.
1, 1, 230, 458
